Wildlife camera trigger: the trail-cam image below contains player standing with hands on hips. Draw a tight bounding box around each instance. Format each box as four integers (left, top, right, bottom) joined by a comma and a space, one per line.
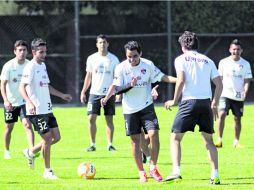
164, 31, 223, 185
19, 38, 72, 179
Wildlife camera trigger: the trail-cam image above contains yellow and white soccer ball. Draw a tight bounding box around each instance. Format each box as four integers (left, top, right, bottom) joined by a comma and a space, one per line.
77, 162, 96, 179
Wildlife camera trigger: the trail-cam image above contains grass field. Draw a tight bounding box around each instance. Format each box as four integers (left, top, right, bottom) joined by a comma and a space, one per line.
0, 105, 254, 190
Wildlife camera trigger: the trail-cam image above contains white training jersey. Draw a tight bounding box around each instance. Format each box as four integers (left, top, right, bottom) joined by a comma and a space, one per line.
113, 58, 164, 114
0, 58, 29, 106
174, 51, 219, 101
21, 60, 52, 115
86, 52, 119, 95
219, 56, 252, 101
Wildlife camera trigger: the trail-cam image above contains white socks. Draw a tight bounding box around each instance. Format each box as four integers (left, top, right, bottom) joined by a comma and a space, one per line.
211, 169, 219, 179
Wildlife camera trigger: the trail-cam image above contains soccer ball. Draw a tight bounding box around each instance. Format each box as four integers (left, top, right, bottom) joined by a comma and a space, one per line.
77, 162, 96, 179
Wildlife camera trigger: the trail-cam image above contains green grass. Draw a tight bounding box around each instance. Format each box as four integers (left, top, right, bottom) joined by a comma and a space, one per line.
0, 105, 254, 190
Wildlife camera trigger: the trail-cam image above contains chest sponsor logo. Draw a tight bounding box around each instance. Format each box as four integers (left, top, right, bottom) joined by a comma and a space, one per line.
141, 69, 146, 74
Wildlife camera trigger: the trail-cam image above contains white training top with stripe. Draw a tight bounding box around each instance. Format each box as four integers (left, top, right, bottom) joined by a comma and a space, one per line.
174, 51, 219, 101
21, 60, 52, 115
0, 58, 29, 106
113, 58, 164, 114
218, 56, 252, 101
86, 52, 119, 95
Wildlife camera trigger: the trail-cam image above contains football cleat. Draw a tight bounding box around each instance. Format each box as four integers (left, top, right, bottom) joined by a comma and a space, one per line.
43, 170, 58, 180
108, 145, 116, 151
149, 168, 163, 182
23, 148, 35, 169
215, 141, 222, 148
87, 146, 96, 152
210, 177, 220, 185
139, 171, 148, 183
164, 174, 182, 183
4, 150, 11, 160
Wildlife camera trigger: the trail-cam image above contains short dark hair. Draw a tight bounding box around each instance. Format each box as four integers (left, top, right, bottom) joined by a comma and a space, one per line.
230, 39, 242, 48
96, 34, 108, 42
14, 40, 28, 50
178, 31, 198, 50
31, 38, 46, 50
124, 41, 141, 54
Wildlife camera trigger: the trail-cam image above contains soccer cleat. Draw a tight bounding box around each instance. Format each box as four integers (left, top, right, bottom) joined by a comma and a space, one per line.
142, 152, 147, 163
43, 170, 58, 180
233, 143, 244, 149
215, 141, 222, 148
164, 174, 182, 183
87, 146, 96, 152
108, 145, 116, 151
4, 150, 11, 160
22, 148, 35, 169
139, 171, 148, 183
210, 177, 220, 185
149, 168, 163, 182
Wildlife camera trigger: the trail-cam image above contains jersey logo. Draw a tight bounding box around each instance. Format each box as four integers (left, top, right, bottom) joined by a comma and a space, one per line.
141, 69, 146, 74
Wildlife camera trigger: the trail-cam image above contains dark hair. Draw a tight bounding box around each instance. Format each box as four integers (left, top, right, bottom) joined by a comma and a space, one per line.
230, 39, 242, 48
178, 31, 198, 50
96, 34, 108, 42
14, 40, 28, 50
31, 38, 46, 50
124, 41, 141, 54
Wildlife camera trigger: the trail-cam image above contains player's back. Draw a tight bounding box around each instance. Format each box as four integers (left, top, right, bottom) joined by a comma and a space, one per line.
174, 51, 219, 100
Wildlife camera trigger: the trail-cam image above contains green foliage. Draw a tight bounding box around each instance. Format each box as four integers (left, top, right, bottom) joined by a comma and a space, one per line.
0, 106, 254, 190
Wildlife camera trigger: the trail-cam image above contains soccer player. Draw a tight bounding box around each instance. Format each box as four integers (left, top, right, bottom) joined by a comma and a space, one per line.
101, 41, 176, 183
80, 34, 120, 152
19, 38, 72, 179
215, 39, 252, 148
0, 40, 34, 159
164, 31, 223, 185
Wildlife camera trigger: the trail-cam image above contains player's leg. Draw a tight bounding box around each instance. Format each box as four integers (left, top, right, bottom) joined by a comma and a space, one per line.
130, 134, 147, 182
3, 123, 14, 159
141, 104, 162, 182
20, 105, 34, 149
87, 114, 97, 151
105, 115, 116, 151
86, 95, 101, 151
3, 107, 19, 159
140, 130, 151, 164
233, 116, 242, 147
201, 132, 220, 184
215, 97, 229, 148
215, 111, 227, 147
21, 118, 34, 149
232, 100, 243, 147
104, 95, 116, 151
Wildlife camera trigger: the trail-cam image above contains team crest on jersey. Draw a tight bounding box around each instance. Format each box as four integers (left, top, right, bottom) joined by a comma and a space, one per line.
12, 78, 17, 83
141, 69, 146, 74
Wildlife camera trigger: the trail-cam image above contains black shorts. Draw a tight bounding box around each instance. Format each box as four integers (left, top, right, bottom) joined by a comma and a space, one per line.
87, 94, 115, 116
124, 104, 159, 136
4, 104, 27, 123
171, 99, 214, 134
218, 97, 243, 117
28, 113, 58, 135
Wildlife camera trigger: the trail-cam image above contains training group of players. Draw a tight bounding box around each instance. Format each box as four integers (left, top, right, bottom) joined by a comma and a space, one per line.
1, 31, 252, 184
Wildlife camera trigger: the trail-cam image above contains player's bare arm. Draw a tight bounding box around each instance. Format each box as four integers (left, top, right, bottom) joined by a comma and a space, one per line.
48, 85, 72, 102
242, 78, 251, 100
80, 72, 92, 103
1, 80, 13, 111
19, 82, 36, 114
211, 76, 223, 121
161, 75, 177, 83
164, 71, 185, 110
